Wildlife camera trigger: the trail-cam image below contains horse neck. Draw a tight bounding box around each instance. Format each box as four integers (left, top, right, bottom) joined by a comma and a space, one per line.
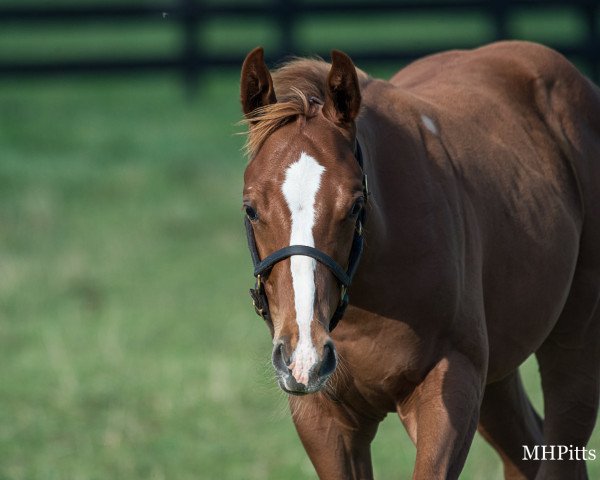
353, 94, 454, 286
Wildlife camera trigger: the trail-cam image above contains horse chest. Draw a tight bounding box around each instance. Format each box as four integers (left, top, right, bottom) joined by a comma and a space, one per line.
332, 313, 442, 410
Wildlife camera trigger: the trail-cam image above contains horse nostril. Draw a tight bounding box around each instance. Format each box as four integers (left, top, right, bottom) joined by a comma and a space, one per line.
272, 342, 291, 373
319, 341, 337, 377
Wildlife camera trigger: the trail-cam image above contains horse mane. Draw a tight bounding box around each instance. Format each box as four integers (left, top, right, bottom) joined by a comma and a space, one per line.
241, 58, 370, 158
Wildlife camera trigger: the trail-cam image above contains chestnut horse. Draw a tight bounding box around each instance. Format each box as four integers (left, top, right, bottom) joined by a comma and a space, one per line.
240, 41, 600, 479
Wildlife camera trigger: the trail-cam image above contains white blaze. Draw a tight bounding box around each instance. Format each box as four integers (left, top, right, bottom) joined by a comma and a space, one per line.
281, 152, 325, 385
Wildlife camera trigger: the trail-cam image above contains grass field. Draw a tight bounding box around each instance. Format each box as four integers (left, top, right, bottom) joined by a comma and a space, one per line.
1, 70, 598, 480
0, 5, 599, 478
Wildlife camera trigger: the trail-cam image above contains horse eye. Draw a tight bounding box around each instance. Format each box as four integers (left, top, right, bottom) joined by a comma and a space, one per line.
349, 198, 364, 218
245, 205, 258, 221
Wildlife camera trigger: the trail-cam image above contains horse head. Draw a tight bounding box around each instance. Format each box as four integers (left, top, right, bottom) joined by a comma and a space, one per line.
240, 47, 366, 395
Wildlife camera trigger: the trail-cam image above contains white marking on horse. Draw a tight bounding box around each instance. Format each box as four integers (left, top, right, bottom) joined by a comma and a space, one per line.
421, 114, 438, 135
281, 152, 325, 385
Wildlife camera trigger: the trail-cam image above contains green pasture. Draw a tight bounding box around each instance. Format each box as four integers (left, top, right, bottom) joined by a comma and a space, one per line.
1, 5, 599, 479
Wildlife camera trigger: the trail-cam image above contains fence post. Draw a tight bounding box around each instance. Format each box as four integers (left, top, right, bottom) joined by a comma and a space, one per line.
276, 0, 296, 59
181, 0, 199, 96
490, 0, 509, 41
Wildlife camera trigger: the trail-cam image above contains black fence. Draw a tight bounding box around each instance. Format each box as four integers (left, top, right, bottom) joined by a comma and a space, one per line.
1, 0, 599, 91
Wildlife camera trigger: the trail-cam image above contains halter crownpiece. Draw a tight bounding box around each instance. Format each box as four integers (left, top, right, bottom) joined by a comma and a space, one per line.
244, 140, 368, 332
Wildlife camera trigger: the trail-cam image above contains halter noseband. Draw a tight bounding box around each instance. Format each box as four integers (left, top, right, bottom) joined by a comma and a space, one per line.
244, 141, 368, 332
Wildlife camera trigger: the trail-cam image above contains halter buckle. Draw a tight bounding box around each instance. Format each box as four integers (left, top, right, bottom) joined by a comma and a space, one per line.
251, 274, 267, 317
340, 285, 347, 302
252, 299, 262, 315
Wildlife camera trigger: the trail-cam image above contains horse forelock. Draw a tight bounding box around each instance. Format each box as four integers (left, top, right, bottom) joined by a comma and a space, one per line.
240, 58, 369, 159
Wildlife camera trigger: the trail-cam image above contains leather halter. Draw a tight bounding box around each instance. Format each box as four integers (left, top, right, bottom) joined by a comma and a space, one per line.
244, 141, 368, 332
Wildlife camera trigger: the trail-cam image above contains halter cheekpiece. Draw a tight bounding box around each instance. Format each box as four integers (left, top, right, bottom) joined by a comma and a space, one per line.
244, 140, 368, 332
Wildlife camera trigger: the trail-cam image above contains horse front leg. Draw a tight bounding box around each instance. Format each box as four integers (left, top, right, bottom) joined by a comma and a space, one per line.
289, 393, 382, 480
405, 350, 486, 480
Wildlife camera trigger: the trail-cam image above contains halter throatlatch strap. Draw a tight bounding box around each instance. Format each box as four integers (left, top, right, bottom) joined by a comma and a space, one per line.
244, 140, 368, 332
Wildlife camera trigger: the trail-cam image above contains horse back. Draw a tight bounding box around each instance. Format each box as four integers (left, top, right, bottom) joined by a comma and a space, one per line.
390, 40, 600, 211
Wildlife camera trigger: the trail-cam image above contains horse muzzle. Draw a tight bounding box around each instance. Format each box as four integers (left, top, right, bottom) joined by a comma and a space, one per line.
272, 339, 337, 395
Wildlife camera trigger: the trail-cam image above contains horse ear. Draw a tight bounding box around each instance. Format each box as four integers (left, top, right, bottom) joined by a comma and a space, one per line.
240, 47, 277, 116
325, 50, 361, 124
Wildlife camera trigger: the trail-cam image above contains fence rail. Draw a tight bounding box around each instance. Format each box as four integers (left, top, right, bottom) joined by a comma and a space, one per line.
1, 0, 599, 91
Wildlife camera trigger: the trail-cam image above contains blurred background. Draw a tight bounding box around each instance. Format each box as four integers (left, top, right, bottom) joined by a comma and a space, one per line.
0, 1, 599, 479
